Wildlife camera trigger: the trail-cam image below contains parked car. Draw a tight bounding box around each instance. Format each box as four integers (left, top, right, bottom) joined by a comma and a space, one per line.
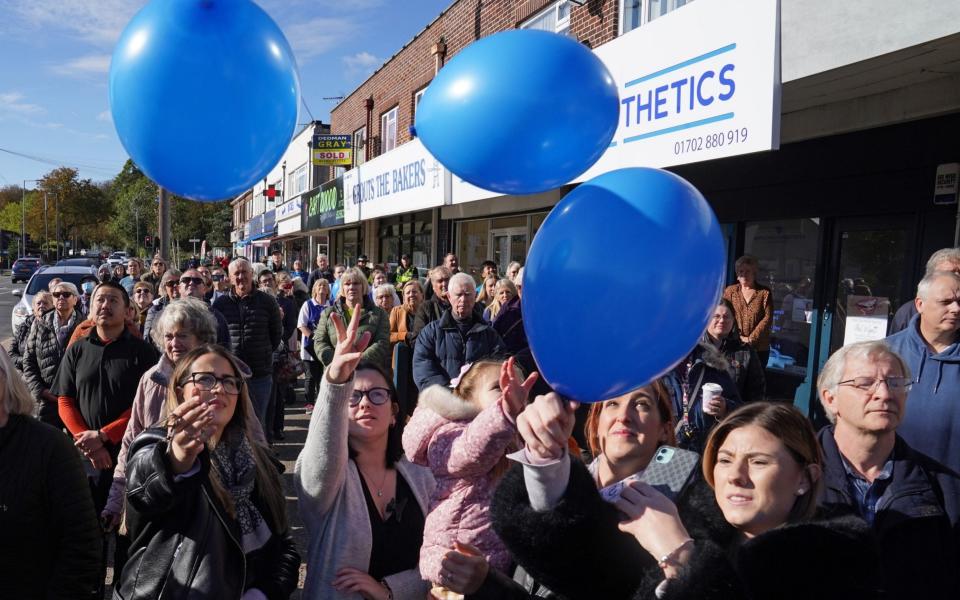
107, 251, 129, 266
11, 257, 43, 284
56, 257, 103, 268
11, 265, 98, 332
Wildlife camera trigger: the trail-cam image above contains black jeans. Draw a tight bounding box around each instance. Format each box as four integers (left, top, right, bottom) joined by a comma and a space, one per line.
305, 359, 323, 405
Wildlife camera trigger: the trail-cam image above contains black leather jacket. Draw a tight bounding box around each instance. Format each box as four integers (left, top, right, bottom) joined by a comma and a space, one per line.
117, 429, 299, 600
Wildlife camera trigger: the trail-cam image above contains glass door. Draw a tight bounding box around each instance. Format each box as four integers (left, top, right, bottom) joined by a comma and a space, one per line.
490, 227, 527, 276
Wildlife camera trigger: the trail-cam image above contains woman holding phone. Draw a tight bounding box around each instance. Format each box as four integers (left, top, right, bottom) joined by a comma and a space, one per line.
476, 402, 879, 600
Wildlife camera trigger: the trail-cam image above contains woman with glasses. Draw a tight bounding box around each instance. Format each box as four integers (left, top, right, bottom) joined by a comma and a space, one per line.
23, 281, 81, 429
296, 308, 434, 600
142, 270, 181, 344
703, 299, 766, 404
118, 344, 299, 599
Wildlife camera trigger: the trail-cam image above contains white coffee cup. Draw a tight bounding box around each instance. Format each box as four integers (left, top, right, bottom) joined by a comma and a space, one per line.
701, 383, 724, 415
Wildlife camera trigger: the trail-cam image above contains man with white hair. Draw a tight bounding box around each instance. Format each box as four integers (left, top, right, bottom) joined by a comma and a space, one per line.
885, 270, 960, 472
413, 272, 504, 390
213, 258, 282, 429
889, 247, 960, 333
817, 340, 960, 596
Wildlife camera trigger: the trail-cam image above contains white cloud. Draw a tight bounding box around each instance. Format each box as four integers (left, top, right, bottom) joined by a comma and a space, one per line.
97, 110, 113, 123
283, 17, 358, 61
51, 54, 112, 77
343, 51, 380, 71
0, 92, 44, 115
3, 0, 145, 47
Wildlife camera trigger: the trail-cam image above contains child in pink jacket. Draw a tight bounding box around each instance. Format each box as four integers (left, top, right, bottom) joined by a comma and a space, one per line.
402, 356, 537, 587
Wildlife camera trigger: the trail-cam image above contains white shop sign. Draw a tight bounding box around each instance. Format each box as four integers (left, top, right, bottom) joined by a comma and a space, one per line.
276, 197, 302, 220
343, 139, 446, 223
452, 0, 781, 203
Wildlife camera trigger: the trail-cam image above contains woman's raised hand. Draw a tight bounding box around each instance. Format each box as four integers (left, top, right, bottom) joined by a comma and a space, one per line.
615, 480, 691, 570
516, 392, 579, 462
500, 356, 538, 418
166, 396, 215, 474
325, 307, 372, 384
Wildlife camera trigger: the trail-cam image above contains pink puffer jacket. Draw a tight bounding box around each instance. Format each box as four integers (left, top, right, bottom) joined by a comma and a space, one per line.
401, 384, 518, 584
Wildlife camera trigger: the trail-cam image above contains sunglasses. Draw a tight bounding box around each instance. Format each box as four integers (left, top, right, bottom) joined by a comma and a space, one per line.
180, 277, 204, 286
134, 289, 151, 295
52, 291, 73, 298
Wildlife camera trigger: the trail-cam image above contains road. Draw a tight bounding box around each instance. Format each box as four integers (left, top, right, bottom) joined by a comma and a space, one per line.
0, 278, 25, 346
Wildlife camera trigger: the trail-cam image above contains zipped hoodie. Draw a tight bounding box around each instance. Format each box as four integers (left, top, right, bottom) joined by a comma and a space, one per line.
885, 314, 960, 473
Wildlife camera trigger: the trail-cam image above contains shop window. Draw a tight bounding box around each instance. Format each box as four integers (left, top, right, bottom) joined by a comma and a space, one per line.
457, 220, 491, 283
521, 1, 572, 36
743, 218, 820, 403
336, 227, 362, 268
380, 107, 398, 154
379, 211, 432, 273
620, 0, 692, 35
354, 126, 367, 166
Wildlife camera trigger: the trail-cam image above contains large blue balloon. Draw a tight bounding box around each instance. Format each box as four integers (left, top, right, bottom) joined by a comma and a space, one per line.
109, 0, 300, 201
523, 168, 725, 402
415, 29, 619, 195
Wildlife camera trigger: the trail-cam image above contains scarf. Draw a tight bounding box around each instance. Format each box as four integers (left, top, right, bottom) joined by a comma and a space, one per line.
210, 428, 270, 552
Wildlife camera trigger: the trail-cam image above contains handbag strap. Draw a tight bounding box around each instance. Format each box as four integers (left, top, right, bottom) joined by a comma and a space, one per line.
674, 364, 707, 437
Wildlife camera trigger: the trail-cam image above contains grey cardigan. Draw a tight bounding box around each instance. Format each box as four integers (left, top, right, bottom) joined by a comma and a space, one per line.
295, 377, 435, 599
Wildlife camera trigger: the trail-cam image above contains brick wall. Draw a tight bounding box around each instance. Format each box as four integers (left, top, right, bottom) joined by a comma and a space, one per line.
330, 0, 620, 161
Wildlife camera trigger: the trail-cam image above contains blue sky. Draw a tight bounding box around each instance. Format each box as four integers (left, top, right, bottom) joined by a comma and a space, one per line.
0, 0, 451, 188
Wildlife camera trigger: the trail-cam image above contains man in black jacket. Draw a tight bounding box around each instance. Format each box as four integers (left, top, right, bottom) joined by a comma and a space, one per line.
213, 258, 282, 431
817, 340, 960, 597
411, 265, 452, 342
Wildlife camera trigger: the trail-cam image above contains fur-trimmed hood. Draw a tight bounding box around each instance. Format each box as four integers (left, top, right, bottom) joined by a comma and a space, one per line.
694, 340, 734, 378
402, 384, 481, 465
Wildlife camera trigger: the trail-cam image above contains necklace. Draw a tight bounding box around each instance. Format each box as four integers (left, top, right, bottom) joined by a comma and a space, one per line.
359, 465, 389, 498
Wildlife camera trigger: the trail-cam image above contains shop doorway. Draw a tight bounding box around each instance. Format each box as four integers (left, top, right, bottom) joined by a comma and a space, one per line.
489, 227, 527, 277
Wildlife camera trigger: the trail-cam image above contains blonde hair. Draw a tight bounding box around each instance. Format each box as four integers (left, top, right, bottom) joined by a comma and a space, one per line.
338, 267, 370, 298
476, 275, 499, 305
453, 359, 522, 478
0, 348, 35, 416
312, 278, 331, 301
485, 279, 518, 321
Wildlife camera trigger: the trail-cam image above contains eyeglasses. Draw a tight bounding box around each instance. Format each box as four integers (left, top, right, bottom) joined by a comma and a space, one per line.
134, 289, 151, 295
838, 376, 912, 394
349, 387, 391, 406
183, 372, 243, 395
212, 274, 224, 281
164, 281, 178, 288
152, 262, 164, 267
180, 277, 204, 286
52, 291, 73, 298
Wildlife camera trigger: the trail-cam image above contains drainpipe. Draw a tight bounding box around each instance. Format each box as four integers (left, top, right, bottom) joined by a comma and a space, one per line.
364, 97, 374, 161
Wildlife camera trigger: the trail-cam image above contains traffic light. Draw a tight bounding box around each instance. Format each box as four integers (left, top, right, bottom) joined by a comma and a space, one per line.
145, 235, 152, 247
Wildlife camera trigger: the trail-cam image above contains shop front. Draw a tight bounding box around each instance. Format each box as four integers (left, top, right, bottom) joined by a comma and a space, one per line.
301, 175, 363, 268
272, 197, 306, 266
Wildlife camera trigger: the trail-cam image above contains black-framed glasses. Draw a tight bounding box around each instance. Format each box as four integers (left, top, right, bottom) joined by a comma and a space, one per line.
52, 291, 73, 298
838, 376, 912, 393
180, 277, 204, 286
183, 372, 243, 395
212, 274, 225, 281
349, 387, 391, 406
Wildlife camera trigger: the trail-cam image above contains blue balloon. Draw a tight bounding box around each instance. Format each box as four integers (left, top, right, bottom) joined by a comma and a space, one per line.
523, 168, 725, 402
415, 29, 619, 195
109, 0, 300, 201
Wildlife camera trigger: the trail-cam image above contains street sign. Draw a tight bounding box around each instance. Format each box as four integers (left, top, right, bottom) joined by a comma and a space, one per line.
188, 238, 201, 242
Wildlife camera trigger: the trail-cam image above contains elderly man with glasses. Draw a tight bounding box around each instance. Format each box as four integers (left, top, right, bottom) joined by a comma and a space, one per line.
817, 340, 960, 597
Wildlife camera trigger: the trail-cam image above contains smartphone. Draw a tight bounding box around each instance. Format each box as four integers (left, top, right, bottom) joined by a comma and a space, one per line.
599, 446, 700, 504
637, 446, 700, 502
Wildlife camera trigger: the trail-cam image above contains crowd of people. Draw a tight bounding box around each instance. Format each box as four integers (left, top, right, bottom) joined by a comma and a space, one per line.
1, 245, 958, 599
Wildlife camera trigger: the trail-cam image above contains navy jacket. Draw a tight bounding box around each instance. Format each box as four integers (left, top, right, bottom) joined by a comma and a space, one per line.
885, 315, 960, 473
818, 427, 960, 597
413, 309, 504, 390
